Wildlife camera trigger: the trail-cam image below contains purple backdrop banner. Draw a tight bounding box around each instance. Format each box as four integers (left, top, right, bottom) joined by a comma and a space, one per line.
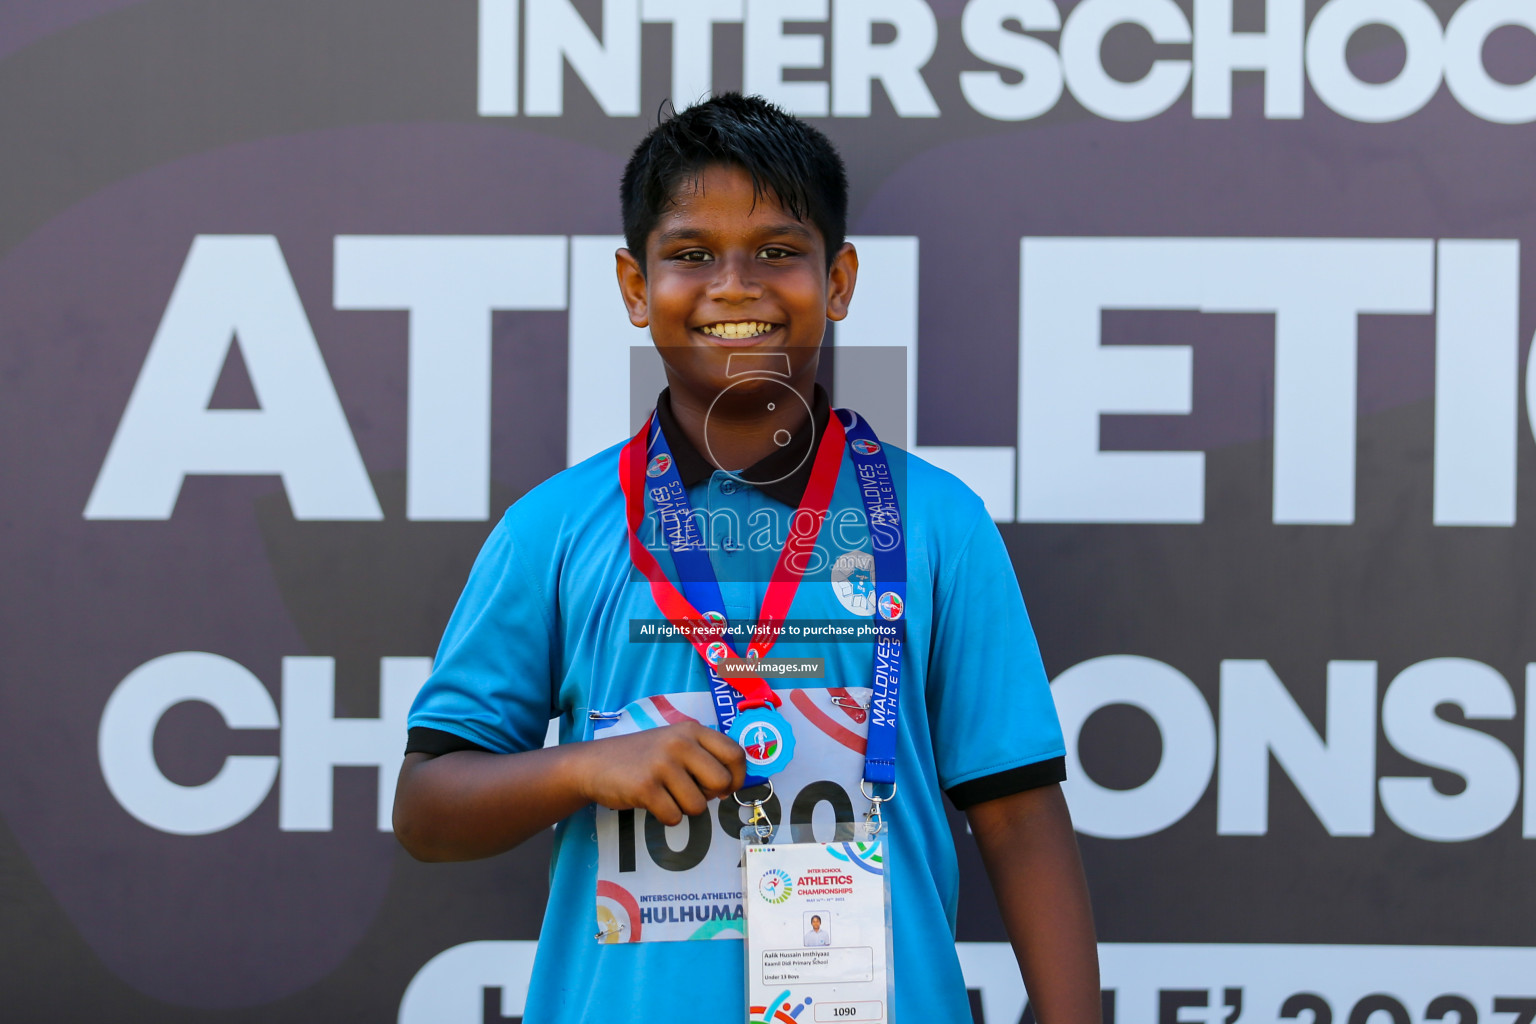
4, 0, 1536, 1020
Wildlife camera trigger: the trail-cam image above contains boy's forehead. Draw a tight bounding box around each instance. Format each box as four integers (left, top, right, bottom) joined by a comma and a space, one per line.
648, 167, 826, 258
668, 163, 767, 198
660, 165, 805, 226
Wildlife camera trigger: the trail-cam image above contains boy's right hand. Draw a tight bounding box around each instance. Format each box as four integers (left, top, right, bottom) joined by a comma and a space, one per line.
576, 722, 746, 826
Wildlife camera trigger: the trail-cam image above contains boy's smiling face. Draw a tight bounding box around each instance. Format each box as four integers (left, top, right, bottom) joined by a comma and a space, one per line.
617, 163, 857, 416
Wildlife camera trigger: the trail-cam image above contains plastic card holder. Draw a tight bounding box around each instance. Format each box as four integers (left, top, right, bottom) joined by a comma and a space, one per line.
742, 821, 895, 1024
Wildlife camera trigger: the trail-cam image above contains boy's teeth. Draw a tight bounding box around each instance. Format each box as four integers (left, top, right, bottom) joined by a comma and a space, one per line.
700, 321, 774, 339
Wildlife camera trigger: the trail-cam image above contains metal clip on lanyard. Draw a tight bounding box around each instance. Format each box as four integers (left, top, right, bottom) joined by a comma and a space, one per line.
743, 793, 776, 840
860, 780, 898, 835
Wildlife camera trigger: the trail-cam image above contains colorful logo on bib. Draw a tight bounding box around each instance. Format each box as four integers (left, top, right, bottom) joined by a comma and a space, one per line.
703, 609, 726, 625
751, 993, 814, 1024
728, 707, 797, 777
705, 640, 730, 665
828, 839, 885, 876
758, 869, 792, 904
646, 453, 673, 477
850, 438, 881, 455
878, 591, 904, 620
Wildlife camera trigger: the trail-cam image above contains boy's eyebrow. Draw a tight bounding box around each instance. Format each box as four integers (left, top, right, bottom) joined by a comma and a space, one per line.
763, 222, 815, 241
655, 227, 709, 244
654, 222, 816, 245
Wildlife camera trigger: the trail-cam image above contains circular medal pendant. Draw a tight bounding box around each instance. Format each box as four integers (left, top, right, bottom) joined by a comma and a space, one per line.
727, 707, 796, 779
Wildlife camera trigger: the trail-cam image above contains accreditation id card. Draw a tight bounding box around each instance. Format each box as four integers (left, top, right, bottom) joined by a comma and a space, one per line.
743, 823, 894, 1024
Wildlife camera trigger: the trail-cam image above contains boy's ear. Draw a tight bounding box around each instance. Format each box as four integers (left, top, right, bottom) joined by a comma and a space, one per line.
615, 248, 649, 328
824, 242, 859, 323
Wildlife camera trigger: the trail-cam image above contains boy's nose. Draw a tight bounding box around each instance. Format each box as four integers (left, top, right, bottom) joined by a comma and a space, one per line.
707, 254, 763, 302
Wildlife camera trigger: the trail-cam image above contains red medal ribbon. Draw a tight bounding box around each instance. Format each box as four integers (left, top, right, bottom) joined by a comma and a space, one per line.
619, 409, 847, 710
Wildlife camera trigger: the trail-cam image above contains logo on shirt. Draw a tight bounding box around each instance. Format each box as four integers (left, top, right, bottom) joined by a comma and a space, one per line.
830, 551, 877, 617
758, 869, 793, 904
850, 438, 881, 455
646, 453, 673, 478
878, 591, 904, 621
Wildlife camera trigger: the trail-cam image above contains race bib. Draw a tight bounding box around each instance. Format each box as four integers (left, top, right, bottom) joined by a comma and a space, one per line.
593, 687, 873, 944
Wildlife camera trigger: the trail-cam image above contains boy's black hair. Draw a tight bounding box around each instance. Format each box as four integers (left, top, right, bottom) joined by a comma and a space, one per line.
621, 93, 848, 271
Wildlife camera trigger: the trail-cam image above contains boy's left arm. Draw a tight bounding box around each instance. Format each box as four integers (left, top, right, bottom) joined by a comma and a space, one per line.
967, 782, 1101, 1024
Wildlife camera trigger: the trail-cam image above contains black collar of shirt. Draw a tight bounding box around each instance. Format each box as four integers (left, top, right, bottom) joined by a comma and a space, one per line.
654, 383, 832, 507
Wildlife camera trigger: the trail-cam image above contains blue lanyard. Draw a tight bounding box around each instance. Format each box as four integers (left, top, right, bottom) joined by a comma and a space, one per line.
837, 409, 904, 789
642, 409, 906, 791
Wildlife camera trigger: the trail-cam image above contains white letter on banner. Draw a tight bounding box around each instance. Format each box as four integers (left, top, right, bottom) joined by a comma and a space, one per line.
398, 941, 539, 1024
1435, 240, 1519, 526
1018, 238, 1202, 523
1018, 238, 1432, 525
1306, 0, 1445, 123
334, 236, 568, 521
744, 0, 830, 116
1380, 658, 1520, 842
1261, 241, 1433, 523
1055, 655, 1215, 839
279, 657, 429, 832
567, 236, 652, 467
1444, 0, 1536, 124
958, 0, 1064, 121
478, 0, 519, 115
642, 0, 743, 109
1218, 660, 1377, 836
1192, 0, 1304, 118
1526, 665, 1536, 838
99, 652, 279, 835
85, 236, 381, 521
831, 0, 939, 117
834, 236, 918, 449
956, 944, 1028, 1024
523, 0, 640, 117
1060, 0, 1192, 122
834, 236, 1017, 520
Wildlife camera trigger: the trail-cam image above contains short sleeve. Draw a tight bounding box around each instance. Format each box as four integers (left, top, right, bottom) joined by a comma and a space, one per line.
406, 510, 558, 755
926, 501, 1066, 808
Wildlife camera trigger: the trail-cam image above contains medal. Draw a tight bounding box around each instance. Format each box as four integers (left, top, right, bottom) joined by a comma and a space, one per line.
727, 706, 797, 779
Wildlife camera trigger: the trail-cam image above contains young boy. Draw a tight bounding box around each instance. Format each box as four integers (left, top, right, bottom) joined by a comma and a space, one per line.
393, 93, 1099, 1022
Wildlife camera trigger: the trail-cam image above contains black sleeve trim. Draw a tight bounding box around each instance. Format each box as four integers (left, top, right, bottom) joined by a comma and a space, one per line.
405, 726, 494, 757
945, 755, 1067, 810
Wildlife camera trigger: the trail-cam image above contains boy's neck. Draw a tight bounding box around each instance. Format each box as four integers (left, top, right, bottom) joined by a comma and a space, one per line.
664, 375, 820, 473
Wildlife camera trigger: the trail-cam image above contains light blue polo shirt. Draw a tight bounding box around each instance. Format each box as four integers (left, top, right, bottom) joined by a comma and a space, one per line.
408, 408, 1065, 1022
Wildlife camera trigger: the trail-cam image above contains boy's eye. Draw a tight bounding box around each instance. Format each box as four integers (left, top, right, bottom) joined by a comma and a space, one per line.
671, 249, 712, 263
758, 246, 797, 259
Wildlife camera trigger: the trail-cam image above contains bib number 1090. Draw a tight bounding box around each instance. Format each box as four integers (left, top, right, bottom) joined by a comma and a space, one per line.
611, 780, 857, 873
807, 998, 882, 1020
